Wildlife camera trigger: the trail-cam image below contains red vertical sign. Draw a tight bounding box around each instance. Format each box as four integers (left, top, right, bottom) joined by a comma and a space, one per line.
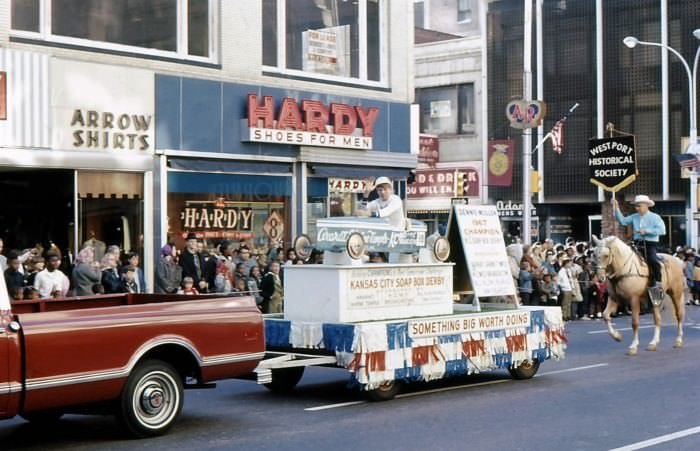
487, 139, 514, 186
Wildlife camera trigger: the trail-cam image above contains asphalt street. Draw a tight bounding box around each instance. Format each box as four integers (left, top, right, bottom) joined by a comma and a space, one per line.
2, 305, 700, 451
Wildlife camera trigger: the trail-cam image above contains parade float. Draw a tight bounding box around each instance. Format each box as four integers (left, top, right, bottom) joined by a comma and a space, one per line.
256, 204, 567, 400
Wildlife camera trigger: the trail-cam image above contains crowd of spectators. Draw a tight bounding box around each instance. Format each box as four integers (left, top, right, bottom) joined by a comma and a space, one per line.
6, 232, 700, 318
1, 232, 325, 314
510, 237, 700, 322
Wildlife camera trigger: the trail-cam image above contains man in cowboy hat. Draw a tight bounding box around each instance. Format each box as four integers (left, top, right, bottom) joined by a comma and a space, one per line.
612, 195, 666, 301
356, 176, 405, 228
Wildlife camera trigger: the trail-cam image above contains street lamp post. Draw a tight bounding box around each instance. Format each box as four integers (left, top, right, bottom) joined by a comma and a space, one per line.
623, 32, 700, 249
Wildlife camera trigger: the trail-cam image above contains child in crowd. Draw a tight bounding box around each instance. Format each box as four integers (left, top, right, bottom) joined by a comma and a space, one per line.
9, 286, 24, 301
92, 283, 105, 295
178, 277, 199, 295
24, 286, 40, 300
518, 260, 534, 305
123, 266, 139, 294
539, 273, 560, 306
233, 277, 247, 293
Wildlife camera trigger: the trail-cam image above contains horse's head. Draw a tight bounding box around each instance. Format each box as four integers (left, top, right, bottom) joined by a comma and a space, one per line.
591, 235, 617, 269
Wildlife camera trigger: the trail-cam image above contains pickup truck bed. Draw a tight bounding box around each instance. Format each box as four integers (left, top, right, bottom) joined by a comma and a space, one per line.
1, 293, 264, 437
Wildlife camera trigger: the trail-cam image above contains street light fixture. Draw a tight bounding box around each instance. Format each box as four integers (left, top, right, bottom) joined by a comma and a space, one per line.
623, 34, 699, 249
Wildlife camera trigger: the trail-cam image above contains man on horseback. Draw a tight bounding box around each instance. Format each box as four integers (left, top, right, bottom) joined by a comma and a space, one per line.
612, 194, 666, 303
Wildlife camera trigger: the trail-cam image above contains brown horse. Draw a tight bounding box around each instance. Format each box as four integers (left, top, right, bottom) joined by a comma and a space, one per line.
591, 235, 685, 355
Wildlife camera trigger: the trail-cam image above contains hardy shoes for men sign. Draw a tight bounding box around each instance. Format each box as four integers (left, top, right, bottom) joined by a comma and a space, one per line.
180, 199, 254, 240
243, 94, 379, 150
588, 136, 637, 192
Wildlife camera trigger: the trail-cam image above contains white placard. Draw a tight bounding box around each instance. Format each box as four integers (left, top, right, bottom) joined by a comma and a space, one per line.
409, 310, 531, 338
453, 205, 517, 298
346, 265, 451, 311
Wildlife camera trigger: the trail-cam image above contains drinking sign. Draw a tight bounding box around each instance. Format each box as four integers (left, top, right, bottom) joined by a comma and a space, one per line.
588, 136, 638, 191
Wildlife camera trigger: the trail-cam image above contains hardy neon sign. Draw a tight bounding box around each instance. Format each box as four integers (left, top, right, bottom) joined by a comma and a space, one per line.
242, 94, 380, 150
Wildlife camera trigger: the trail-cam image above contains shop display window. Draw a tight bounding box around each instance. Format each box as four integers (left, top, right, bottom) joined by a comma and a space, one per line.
77, 171, 145, 261
416, 84, 475, 136
167, 173, 292, 253
263, 0, 384, 84
11, 0, 214, 61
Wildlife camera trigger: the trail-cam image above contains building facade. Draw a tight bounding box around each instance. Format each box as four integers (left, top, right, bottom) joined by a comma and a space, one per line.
486, 0, 700, 248
0, 1, 417, 289
410, 0, 486, 234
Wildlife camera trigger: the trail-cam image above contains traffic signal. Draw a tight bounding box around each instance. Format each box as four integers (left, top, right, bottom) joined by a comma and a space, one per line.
530, 170, 541, 193
456, 171, 464, 196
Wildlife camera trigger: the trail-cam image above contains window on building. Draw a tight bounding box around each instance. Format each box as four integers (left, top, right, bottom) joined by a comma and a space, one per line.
457, 0, 472, 23
417, 84, 475, 135
414, 0, 425, 29
263, 0, 385, 84
10, 0, 214, 61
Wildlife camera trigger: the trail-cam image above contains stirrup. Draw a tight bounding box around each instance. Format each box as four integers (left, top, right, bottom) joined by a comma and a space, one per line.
648, 286, 664, 306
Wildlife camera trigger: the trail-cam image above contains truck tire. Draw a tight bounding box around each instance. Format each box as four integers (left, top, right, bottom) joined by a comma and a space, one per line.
20, 410, 64, 424
366, 381, 401, 402
263, 367, 305, 393
508, 359, 540, 380
117, 359, 184, 438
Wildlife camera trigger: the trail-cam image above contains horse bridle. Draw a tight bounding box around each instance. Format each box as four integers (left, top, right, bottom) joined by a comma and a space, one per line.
602, 238, 645, 282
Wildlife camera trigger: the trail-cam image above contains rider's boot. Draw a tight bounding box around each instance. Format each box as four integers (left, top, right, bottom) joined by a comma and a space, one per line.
648, 281, 664, 306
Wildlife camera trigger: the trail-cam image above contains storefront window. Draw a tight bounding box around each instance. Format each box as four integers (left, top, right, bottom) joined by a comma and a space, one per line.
167, 172, 292, 253
306, 177, 371, 238
11, 0, 213, 60
263, 0, 384, 83
417, 84, 475, 135
77, 171, 145, 260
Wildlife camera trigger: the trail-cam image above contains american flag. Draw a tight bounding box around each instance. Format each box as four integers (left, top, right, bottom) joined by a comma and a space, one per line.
549, 118, 566, 154
676, 153, 700, 169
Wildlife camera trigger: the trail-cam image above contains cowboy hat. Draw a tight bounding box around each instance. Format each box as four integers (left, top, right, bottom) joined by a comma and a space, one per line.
374, 176, 392, 188
632, 194, 655, 207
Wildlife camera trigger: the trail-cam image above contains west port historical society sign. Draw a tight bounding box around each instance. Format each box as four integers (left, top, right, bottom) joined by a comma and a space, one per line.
588, 136, 638, 192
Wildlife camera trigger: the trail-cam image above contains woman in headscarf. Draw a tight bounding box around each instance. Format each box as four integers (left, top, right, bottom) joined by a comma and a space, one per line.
155, 244, 182, 294
72, 246, 102, 296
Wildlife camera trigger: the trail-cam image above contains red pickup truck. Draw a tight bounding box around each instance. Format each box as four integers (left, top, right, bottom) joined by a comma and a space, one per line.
0, 279, 264, 437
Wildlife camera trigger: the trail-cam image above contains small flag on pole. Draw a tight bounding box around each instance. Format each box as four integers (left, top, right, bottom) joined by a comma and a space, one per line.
550, 118, 566, 154
675, 153, 700, 169
548, 103, 579, 154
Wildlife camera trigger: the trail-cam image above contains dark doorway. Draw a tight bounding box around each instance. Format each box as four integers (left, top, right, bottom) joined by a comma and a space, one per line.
0, 169, 74, 255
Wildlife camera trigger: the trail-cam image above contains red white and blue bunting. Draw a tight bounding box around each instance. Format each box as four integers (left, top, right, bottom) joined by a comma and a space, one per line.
264, 306, 567, 390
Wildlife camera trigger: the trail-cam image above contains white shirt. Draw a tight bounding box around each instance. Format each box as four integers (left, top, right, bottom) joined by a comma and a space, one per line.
367, 194, 404, 228
557, 267, 572, 292
34, 268, 70, 298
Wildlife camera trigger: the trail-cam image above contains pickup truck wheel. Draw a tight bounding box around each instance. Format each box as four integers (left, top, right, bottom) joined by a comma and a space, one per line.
263, 367, 305, 393
118, 359, 183, 438
20, 410, 64, 424
366, 381, 401, 402
508, 359, 540, 380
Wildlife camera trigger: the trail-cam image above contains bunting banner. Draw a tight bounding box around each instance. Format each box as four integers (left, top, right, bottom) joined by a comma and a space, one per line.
487, 139, 514, 186
264, 306, 566, 390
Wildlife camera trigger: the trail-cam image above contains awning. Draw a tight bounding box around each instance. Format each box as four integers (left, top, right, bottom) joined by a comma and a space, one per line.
168, 158, 292, 174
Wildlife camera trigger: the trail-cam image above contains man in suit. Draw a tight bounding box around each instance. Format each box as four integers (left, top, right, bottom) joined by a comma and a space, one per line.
179, 232, 209, 293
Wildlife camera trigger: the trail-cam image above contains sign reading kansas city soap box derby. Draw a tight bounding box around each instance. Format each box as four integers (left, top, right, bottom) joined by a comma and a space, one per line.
588, 136, 638, 191
283, 263, 453, 323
